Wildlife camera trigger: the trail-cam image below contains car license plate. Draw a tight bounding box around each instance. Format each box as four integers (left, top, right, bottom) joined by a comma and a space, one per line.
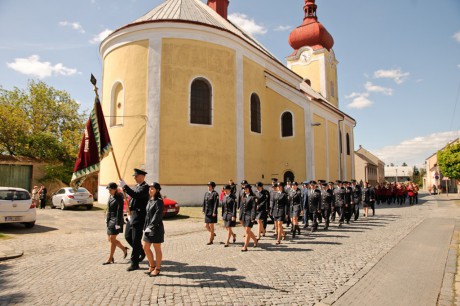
167, 209, 176, 213
5, 216, 21, 221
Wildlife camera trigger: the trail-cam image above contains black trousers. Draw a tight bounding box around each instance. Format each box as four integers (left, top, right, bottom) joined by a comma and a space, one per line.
321, 209, 330, 227
343, 205, 352, 222
354, 203, 360, 221
124, 220, 145, 264
312, 210, 321, 229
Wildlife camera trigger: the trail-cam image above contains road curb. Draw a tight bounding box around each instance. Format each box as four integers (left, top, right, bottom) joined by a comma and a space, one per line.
0, 247, 24, 261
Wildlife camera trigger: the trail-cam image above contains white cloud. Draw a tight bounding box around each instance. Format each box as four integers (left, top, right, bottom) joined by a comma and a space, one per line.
457, 64, 460, 69
374, 68, 410, 84
453, 31, 460, 43
90, 29, 113, 44
346, 92, 373, 109
364, 81, 393, 96
373, 130, 460, 166
228, 13, 267, 36
6, 55, 79, 78
274, 25, 292, 32
59, 21, 85, 34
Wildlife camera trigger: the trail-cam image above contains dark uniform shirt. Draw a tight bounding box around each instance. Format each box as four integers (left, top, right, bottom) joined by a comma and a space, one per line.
203, 190, 219, 216
123, 181, 150, 226
333, 186, 345, 207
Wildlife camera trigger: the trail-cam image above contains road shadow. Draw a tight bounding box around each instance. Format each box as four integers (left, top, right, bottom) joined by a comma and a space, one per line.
165, 214, 190, 221
0, 223, 57, 235
156, 260, 287, 291
0, 261, 26, 304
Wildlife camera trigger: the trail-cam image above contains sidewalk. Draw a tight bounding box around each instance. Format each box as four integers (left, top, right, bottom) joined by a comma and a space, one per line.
0, 244, 23, 261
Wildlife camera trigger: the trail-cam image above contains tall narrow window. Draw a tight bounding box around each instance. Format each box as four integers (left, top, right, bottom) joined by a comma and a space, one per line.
330, 80, 335, 98
111, 82, 124, 127
250, 93, 261, 133
281, 112, 293, 137
346, 133, 350, 155
190, 78, 212, 125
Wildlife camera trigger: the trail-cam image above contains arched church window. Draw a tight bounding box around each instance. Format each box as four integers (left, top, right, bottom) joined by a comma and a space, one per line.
346, 133, 350, 155
111, 82, 124, 127
250, 93, 261, 133
281, 111, 293, 137
190, 78, 212, 125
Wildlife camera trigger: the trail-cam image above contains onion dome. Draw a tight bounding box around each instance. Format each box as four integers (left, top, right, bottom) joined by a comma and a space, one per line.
288, 0, 334, 51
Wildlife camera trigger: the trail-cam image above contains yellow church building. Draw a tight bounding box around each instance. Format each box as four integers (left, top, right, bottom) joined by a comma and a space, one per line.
98, 0, 356, 204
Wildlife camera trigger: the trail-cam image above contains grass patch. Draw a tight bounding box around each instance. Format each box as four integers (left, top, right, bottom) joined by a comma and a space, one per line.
0, 233, 10, 240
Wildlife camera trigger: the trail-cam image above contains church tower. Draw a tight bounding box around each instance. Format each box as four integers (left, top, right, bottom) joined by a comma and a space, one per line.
287, 0, 339, 108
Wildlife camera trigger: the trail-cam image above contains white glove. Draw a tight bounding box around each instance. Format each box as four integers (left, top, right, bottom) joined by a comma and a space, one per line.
115, 225, 120, 230
144, 228, 152, 233
119, 179, 126, 187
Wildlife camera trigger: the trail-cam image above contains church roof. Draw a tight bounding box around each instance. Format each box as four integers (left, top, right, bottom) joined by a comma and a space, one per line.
114, 0, 277, 62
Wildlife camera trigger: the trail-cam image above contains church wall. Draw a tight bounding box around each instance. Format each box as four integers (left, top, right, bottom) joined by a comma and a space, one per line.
312, 114, 327, 180
100, 40, 149, 186
328, 120, 339, 180
159, 38, 237, 185
324, 51, 339, 108
290, 58, 322, 95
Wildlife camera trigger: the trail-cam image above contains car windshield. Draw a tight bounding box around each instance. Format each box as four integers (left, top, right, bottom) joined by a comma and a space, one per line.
0, 190, 31, 200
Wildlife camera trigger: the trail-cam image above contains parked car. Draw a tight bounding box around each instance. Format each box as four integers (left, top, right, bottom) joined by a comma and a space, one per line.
0, 187, 36, 228
123, 196, 180, 218
51, 187, 94, 210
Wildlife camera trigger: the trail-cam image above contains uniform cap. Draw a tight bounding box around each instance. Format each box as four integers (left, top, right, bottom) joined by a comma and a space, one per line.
224, 184, 232, 190
106, 182, 118, 190
243, 184, 252, 190
351, 179, 357, 183
302, 181, 310, 185
321, 183, 328, 187
207, 181, 216, 188
132, 168, 148, 176
271, 178, 278, 182
310, 180, 317, 185
255, 182, 264, 187
335, 180, 342, 184
240, 180, 248, 185
318, 179, 326, 183
292, 181, 299, 186
328, 182, 335, 185
149, 182, 161, 190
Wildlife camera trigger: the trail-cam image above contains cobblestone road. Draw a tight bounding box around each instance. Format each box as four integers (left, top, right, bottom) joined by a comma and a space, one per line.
0, 193, 455, 305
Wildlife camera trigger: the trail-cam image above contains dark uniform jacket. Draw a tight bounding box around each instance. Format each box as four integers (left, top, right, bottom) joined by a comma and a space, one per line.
352, 185, 362, 204
301, 187, 308, 211
255, 189, 270, 213
344, 187, 353, 206
106, 192, 124, 229
333, 187, 345, 207
143, 197, 164, 233
237, 189, 245, 209
270, 192, 288, 217
362, 187, 376, 203
239, 194, 257, 221
320, 189, 333, 210
123, 181, 150, 226
289, 188, 302, 213
203, 190, 219, 217
222, 194, 237, 221
308, 188, 322, 212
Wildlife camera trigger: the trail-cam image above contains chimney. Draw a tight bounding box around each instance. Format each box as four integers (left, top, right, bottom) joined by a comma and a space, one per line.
207, 0, 229, 19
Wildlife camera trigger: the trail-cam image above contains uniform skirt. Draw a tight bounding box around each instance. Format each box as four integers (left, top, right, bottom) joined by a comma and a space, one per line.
273, 209, 286, 222
205, 214, 218, 224
107, 219, 123, 235
241, 214, 254, 228
255, 210, 267, 221
363, 201, 371, 208
142, 224, 165, 244
223, 213, 236, 227
290, 205, 301, 218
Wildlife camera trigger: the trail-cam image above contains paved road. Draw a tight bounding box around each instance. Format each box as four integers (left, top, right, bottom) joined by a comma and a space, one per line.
0, 193, 458, 305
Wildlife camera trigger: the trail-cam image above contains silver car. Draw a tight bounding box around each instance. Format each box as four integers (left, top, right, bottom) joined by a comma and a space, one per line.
51, 187, 94, 210
0, 187, 37, 228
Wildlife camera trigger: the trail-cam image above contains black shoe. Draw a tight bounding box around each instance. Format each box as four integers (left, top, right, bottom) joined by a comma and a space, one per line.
127, 264, 139, 271
139, 255, 145, 262
123, 247, 129, 259
102, 258, 114, 265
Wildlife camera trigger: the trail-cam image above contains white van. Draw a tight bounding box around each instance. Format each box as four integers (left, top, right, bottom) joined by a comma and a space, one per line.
0, 187, 36, 228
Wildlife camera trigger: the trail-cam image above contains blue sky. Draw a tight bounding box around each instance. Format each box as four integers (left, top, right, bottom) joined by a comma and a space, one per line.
0, 0, 459, 167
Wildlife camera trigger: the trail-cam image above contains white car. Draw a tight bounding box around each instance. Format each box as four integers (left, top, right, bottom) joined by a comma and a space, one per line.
51, 187, 94, 210
0, 187, 36, 228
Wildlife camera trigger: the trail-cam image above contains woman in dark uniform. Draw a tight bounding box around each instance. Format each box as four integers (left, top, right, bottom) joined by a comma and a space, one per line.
203, 181, 219, 245
270, 182, 288, 244
142, 182, 165, 277
255, 182, 269, 240
103, 182, 128, 265
362, 182, 375, 218
289, 182, 302, 238
239, 184, 258, 251
222, 185, 237, 247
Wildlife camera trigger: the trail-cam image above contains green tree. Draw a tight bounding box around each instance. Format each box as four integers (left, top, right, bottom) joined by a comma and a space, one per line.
0, 81, 86, 183
402, 162, 408, 166
438, 142, 460, 180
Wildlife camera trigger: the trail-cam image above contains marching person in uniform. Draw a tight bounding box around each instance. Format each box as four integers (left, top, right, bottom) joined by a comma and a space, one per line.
270, 182, 288, 244
103, 182, 128, 265
239, 184, 258, 251
254, 182, 269, 239
362, 182, 375, 218
343, 181, 353, 224
237, 180, 248, 210
221, 184, 237, 247
308, 181, 322, 232
229, 179, 237, 195
320, 182, 333, 230
142, 182, 164, 277
288, 182, 302, 238
120, 168, 150, 271
268, 178, 278, 230
333, 180, 345, 226
301, 181, 310, 228
203, 181, 219, 245
351, 180, 362, 221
